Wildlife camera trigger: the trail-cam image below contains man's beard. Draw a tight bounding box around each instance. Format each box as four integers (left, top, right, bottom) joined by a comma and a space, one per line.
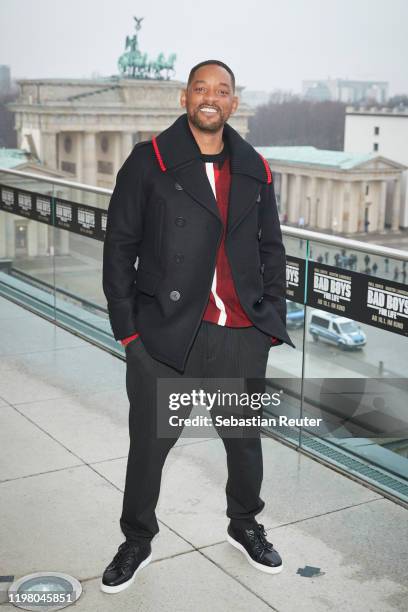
188, 106, 226, 132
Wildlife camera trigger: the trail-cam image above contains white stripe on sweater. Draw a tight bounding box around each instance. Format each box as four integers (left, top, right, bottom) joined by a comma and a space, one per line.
205, 162, 227, 325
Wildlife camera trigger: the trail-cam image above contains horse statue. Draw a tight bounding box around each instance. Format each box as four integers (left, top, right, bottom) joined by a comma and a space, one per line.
118, 17, 176, 80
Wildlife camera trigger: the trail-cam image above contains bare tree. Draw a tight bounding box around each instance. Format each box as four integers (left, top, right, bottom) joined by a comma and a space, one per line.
386, 94, 408, 108
248, 97, 346, 150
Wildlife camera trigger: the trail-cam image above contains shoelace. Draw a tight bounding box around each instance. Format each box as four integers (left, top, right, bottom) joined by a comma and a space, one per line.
246, 524, 274, 558
112, 542, 139, 571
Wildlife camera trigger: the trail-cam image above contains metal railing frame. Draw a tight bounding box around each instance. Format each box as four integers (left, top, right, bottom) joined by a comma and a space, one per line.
2, 167, 407, 261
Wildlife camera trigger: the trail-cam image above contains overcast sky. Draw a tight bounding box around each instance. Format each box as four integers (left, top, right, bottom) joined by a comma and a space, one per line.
1, 0, 407, 95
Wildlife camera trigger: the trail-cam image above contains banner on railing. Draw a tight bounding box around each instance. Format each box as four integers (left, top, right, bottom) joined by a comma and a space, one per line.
0, 185, 53, 225
1, 184, 407, 337
54, 197, 106, 241
285, 256, 306, 303
307, 261, 353, 317
0, 185, 107, 241
307, 261, 408, 337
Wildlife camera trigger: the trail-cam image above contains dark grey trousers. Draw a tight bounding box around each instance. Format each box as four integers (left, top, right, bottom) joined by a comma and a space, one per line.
120, 319, 272, 543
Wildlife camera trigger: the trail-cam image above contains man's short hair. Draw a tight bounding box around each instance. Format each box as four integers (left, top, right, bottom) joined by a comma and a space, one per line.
187, 60, 235, 92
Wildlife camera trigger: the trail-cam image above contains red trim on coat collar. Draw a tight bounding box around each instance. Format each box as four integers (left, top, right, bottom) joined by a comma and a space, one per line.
152, 136, 167, 172
258, 153, 272, 184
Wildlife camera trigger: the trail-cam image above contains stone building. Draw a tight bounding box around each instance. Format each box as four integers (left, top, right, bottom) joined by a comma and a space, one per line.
345, 105, 408, 227
256, 146, 405, 234
302, 78, 388, 104
8, 77, 252, 188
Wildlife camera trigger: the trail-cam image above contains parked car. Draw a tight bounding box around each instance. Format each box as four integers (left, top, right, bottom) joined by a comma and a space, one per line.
286, 300, 305, 329
308, 310, 366, 349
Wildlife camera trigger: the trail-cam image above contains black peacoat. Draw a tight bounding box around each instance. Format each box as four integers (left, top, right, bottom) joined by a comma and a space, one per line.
102, 113, 295, 372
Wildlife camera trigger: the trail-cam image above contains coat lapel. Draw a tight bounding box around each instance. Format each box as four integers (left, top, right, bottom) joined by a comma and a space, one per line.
227, 173, 261, 235
170, 160, 260, 233
169, 160, 221, 223
152, 114, 270, 230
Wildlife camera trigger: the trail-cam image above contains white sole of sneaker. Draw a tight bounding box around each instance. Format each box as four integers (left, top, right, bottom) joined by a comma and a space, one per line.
100, 551, 153, 594
227, 534, 283, 574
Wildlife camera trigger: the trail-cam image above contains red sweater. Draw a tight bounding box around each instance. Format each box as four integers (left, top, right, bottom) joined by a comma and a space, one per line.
201, 150, 253, 326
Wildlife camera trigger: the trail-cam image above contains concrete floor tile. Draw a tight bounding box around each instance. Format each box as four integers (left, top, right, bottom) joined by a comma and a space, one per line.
75, 550, 273, 612
0, 345, 124, 403
17, 389, 130, 464
0, 464, 192, 582
120, 436, 380, 548
89, 457, 128, 486
259, 436, 382, 522
92, 438, 230, 548
93, 435, 382, 549
0, 404, 81, 481
15, 389, 212, 464
203, 498, 408, 612
174, 436, 214, 447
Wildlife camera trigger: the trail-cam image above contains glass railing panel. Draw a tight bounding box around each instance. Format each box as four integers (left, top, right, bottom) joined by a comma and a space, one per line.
308, 238, 406, 285
50, 183, 120, 352
0, 172, 57, 319
261, 234, 308, 446
0, 171, 121, 353
299, 238, 408, 499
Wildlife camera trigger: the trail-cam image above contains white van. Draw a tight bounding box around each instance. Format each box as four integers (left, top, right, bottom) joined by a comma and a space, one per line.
309, 310, 366, 350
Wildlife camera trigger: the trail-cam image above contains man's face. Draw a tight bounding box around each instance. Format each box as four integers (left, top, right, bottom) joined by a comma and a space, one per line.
181, 64, 239, 133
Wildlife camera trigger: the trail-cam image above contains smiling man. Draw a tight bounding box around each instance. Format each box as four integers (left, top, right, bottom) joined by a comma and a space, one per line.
101, 60, 294, 594
185, 68, 234, 134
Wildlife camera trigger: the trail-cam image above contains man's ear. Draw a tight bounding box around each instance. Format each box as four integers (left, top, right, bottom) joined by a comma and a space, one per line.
230, 95, 239, 115
180, 88, 187, 108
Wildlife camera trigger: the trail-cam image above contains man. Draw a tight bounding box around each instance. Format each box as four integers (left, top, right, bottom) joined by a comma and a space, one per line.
101, 60, 295, 594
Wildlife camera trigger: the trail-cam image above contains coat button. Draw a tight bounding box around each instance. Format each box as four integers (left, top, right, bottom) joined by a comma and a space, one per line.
257, 228, 262, 240
174, 182, 183, 190
174, 253, 184, 264
260, 263, 265, 275
256, 193, 261, 202
169, 290, 181, 301
175, 216, 186, 227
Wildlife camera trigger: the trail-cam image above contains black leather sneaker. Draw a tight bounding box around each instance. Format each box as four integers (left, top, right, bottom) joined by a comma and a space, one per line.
100, 540, 152, 593
227, 522, 283, 574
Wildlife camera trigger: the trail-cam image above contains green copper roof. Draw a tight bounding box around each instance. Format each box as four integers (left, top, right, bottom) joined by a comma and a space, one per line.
255, 146, 375, 169
0, 148, 30, 169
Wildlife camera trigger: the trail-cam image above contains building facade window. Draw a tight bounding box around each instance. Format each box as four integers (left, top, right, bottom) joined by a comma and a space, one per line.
374, 126, 380, 135
373, 142, 379, 152
63, 136, 72, 153
97, 160, 113, 174
61, 161, 76, 174
100, 135, 109, 153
